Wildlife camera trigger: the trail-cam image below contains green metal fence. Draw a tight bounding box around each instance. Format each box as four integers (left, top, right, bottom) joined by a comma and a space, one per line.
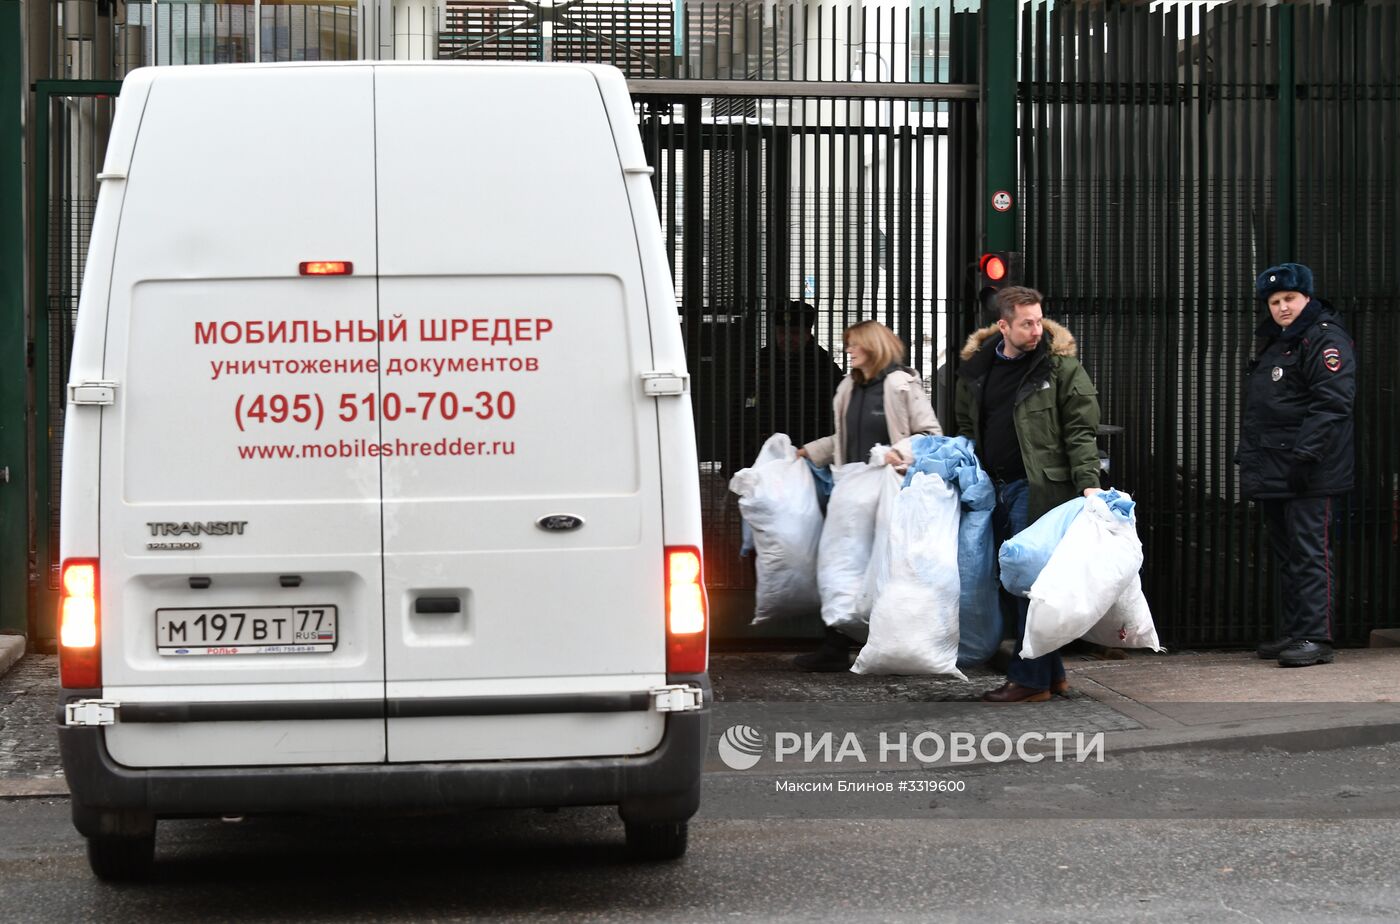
19, 0, 1400, 649
1015, 0, 1400, 646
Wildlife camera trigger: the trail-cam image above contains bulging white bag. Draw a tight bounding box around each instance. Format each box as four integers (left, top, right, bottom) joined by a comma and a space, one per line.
729, 434, 824, 624
856, 450, 905, 620
852, 472, 966, 678
1022, 490, 1144, 659
817, 447, 901, 638
1080, 573, 1164, 652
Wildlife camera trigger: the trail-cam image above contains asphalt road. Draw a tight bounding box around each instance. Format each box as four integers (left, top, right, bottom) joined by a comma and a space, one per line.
3, 744, 1399, 923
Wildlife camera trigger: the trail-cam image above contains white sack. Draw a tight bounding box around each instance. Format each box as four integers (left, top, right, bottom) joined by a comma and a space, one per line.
817, 447, 900, 639
728, 434, 824, 624
856, 450, 905, 620
852, 472, 966, 678
1022, 491, 1144, 659
1080, 573, 1164, 652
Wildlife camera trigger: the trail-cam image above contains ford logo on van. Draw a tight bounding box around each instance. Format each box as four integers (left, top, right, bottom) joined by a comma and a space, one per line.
535, 514, 585, 532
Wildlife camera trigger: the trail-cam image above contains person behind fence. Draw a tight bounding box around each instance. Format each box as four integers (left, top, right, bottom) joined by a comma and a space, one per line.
748, 300, 844, 453
1237, 263, 1355, 668
953, 286, 1103, 703
792, 319, 943, 671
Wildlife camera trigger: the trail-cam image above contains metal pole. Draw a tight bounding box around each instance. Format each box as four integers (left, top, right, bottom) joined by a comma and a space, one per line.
981, 0, 1017, 253
0, 0, 30, 638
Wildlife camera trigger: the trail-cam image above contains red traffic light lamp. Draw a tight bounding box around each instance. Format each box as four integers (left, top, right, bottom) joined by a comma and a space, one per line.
975, 251, 1022, 316
980, 253, 1008, 282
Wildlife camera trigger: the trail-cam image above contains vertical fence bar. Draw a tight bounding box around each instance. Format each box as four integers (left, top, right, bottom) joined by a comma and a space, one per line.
1378, 0, 1399, 625
897, 121, 912, 351
1275, 1, 1295, 263
0, 0, 28, 636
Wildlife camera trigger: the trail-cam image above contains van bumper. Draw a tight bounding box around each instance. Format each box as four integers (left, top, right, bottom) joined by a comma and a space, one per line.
57, 677, 710, 833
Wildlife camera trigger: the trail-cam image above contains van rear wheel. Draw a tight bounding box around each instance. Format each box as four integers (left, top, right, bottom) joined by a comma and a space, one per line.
624, 820, 688, 861
87, 833, 156, 882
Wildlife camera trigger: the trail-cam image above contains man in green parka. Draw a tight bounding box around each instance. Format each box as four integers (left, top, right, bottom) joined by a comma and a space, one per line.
953, 286, 1102, 703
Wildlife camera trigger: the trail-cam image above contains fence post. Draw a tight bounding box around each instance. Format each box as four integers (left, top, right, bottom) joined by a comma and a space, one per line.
981, 0, 1017, 254
1274, 2, 1296, 262
0, 0, 31, 638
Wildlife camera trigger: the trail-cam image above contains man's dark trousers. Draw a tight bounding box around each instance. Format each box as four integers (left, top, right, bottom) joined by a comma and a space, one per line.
991, 478, 1065, 691
1260, 496, 1337, 642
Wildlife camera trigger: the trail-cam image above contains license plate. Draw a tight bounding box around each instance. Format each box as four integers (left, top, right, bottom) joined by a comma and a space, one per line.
155, 606, 338, 656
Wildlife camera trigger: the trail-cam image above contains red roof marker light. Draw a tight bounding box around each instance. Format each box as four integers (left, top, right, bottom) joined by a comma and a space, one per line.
299, 261, 353, 276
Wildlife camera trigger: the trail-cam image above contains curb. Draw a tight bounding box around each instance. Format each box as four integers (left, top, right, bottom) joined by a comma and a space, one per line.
0, 778, 69, 800
0, 635, 25, 680
1096, 711, 1400, 759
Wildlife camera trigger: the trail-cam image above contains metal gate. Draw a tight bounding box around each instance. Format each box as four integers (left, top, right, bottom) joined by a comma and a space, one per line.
624, 3, 982, 637
1017, 0, 1400, 646
633, 90, 978, 635
26, 2, 980, 645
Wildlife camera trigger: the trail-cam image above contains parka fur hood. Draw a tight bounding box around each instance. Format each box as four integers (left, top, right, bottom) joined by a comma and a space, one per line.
952, 316, 1101, 522
959, 318, 1078, 362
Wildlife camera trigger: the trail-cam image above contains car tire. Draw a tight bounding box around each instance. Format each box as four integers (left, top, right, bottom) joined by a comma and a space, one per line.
624, 820, 688, 861
87, 832, 156, 882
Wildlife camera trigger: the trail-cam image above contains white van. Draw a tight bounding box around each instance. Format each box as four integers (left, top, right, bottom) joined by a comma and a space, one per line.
56, 62, 709, 880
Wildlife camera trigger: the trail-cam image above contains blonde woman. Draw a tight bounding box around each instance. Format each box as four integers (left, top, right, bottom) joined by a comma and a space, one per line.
793, 319, 942, 671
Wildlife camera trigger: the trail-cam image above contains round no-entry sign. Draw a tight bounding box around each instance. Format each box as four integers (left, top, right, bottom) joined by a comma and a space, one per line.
992, 190, 1013, 212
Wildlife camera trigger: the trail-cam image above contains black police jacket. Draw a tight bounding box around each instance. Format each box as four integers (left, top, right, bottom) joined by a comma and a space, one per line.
1236, 300, 1356, 499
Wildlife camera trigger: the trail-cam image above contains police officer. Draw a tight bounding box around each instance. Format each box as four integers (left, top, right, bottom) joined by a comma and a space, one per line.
1237, 263, 1356, 667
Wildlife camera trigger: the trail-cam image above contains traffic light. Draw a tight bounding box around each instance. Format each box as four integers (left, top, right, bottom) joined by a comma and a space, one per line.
975, 251, 1022, 317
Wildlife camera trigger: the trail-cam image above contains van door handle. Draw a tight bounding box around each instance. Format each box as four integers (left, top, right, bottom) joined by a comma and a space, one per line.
414, 596, 461, 615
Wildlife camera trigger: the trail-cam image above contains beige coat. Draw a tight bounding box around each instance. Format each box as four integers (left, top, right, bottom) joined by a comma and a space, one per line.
802, 369, 942, 468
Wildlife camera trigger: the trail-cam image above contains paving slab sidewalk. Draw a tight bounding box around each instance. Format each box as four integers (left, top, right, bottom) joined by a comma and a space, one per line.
1063, 647, 1400, 757
0, 635, 23, 679
706, 646, 1400, 770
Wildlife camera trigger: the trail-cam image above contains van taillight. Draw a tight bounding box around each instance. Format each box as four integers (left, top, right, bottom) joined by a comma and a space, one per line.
59, 560, 101, 688
299, 261, 352, 276
665, 547, 708, 673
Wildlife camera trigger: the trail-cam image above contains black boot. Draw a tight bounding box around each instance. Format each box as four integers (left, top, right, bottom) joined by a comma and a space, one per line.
1256, 636, 1295, 659
1278, 640, 1334, 667
792, 628, 853, 672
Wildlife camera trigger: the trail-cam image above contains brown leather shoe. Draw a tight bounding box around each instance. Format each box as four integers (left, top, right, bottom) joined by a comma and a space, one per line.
981, 682, 1051, 704
1050, 678, 1069, 695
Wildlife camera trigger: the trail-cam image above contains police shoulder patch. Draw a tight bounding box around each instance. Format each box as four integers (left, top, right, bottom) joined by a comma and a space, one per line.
1322, 346, 1343, 373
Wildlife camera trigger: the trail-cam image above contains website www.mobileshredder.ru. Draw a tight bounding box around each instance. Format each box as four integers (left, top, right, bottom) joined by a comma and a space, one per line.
237, 437, 518, 460
698, 701, 1400, 821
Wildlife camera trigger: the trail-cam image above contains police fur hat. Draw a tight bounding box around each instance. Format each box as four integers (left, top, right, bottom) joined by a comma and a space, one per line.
1256, 263, 1313, 300
771, 300, 818, 329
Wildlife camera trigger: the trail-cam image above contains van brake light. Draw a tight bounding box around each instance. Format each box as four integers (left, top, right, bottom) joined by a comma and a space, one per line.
299, 261, 352, 276
59, 559, 101, 688
665, 547, 708, 673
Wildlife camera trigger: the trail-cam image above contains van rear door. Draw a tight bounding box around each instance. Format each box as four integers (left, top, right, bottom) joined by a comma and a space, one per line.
373, 65, 667, 762
98, 66, 387, 768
